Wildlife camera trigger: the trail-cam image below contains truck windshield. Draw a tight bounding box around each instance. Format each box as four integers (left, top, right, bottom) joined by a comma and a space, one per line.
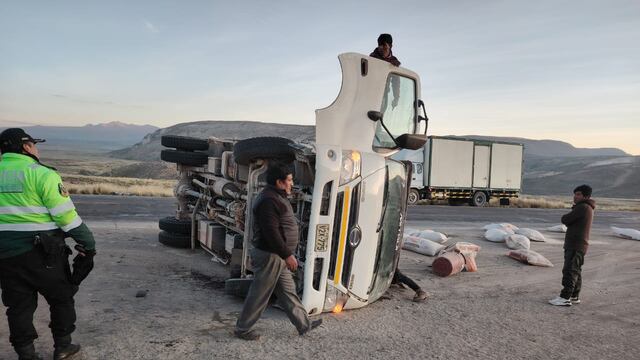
368, 160, 407, 300
373, 74, 417, 149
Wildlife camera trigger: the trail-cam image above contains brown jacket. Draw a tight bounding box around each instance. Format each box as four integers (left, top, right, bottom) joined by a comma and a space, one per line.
561, 199, 596, 253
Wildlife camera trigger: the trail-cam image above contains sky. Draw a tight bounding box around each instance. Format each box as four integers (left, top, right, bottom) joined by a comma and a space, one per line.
1, 0, 639, 154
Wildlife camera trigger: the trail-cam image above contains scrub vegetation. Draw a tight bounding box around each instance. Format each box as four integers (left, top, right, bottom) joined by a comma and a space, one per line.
62, 174, 175, 197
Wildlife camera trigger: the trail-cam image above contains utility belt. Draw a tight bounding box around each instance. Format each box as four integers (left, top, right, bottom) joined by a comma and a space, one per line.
33, 230, 95, 285
33, 230, 69, 269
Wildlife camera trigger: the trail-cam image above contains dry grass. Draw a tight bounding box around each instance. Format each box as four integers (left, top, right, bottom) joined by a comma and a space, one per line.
488, 195, 567, 209
488, 195, 640, 211
61, 174, 175, 197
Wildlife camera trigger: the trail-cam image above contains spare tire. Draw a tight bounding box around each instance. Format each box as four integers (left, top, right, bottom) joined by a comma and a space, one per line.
158, 230, 191, 248
161, 135, 209, 151
161, 149, 208, 166
159, 217, 191, 235
233, 137, 295, 165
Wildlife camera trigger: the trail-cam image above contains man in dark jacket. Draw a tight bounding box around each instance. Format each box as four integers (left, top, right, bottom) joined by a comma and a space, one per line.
370, 33, 401, 66
549, 184, 595, 306
234, 163, 322, 340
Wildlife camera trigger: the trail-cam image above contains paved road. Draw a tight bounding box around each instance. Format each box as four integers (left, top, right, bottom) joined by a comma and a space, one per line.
72, 194, 640, 229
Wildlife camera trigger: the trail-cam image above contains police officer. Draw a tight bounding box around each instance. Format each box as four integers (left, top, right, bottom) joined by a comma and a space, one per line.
0, 128, 96, 360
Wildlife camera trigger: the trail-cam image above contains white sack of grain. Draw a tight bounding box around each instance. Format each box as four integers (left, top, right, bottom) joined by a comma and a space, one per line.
515, 228, 546, 242
505, 234, 531, 250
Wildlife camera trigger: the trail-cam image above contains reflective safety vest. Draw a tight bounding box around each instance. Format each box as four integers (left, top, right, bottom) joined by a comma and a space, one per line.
0, 153, 82, 232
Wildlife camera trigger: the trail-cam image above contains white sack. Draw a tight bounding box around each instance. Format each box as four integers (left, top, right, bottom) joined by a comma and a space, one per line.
515, 228, 546, 242
507, 249, 554, 267
402, 235, 445, 256
546, 224, 567, 233
410, 230, 448, 243
505, 234, 531, 250
611, 226, 640, 241
500, 223, 519, 231
483, 223, 515, 234
484, 229, 508, 242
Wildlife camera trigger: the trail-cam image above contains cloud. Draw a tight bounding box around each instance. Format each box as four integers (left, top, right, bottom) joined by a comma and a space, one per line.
143, 19, 159, 33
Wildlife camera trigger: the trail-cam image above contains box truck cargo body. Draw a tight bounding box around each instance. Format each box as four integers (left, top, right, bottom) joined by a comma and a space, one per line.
394, 136, 523, 206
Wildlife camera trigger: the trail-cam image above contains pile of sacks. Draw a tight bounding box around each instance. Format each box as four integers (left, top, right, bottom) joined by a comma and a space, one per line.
482, 223, 553, 267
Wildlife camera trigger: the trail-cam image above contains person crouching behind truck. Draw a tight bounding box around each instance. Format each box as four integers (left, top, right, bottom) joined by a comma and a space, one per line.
549, 184, 595, 306
234, 162, 322, 340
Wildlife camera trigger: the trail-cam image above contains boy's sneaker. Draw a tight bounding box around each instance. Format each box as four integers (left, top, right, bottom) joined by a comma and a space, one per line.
548, 296, 572, 306
570, 297, 581, 304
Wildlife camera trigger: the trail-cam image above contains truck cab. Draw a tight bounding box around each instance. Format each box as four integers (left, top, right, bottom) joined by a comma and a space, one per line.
160, 52, 428, 314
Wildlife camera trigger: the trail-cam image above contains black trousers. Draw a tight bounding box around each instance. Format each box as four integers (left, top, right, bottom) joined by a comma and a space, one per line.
0, 248, 78, 348
392, 269, 421, 292
560, 249, 584, 299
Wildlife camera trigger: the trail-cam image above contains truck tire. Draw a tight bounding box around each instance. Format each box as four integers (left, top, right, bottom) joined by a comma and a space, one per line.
233, 137, 295, 165
161, 149, 208, 166
161, 135, 209, 151
158, 230, 191, 248
408, 189, 420, 205
158, 217, 191, 235
471, 191, 488, 207
225, 278, 253, 298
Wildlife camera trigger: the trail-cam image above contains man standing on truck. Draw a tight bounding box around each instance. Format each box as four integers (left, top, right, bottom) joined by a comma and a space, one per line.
370, 33, 401, 109
235, 162, 322, 340
549, 184, 595, 306
0, 128, 96, 360
370, 33, 401, 66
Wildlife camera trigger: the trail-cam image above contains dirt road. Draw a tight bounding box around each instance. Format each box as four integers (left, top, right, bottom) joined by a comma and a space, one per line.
1, 196, 638, 359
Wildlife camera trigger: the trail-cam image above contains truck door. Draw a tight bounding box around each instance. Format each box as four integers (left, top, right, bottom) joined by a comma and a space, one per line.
473, 145, 490, 188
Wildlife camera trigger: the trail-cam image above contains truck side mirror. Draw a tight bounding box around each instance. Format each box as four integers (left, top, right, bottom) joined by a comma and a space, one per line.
367, 111, 383, 122
396, 134, 427, 150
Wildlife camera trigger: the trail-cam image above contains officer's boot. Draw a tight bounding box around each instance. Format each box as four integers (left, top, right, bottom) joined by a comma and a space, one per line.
53, 335, 81, 360
14, 343, 43, 360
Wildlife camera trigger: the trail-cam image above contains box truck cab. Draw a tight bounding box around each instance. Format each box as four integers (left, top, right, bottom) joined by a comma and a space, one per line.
159, 52, 428, 315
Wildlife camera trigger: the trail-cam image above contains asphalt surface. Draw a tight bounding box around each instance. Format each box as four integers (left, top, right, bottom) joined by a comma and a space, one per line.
72, 194, 640, 228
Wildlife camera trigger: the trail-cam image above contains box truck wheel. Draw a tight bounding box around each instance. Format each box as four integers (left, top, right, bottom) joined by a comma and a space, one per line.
233, 137, 295, 165
161, 135, 209, 151
161, 149, 208, 166
471, 191, 488, 207
408, 189, 420, 205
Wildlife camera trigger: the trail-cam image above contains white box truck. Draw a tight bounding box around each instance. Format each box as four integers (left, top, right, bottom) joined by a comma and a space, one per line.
394, 136, 523, 206
158, 52, 429, 314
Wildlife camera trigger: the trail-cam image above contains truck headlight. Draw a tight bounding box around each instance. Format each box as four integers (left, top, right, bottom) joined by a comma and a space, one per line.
340, 150, 361, 185
323, 283, 349, 313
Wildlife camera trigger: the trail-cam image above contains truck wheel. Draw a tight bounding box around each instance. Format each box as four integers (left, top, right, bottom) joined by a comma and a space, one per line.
225, 278, 253, 298
161, 135, 209, 151
471, 191, 488, 207
158, 217, 192, 235
233, 137, 295, 165
408, 189, 420, 205
161, 149, 208, 166
158, 230, 191, 248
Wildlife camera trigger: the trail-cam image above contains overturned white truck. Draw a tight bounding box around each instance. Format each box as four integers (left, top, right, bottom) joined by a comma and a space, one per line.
158, 53, 428, 315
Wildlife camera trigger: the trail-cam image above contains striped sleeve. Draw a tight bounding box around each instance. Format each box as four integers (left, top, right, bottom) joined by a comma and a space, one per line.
38, 170, 82, 232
